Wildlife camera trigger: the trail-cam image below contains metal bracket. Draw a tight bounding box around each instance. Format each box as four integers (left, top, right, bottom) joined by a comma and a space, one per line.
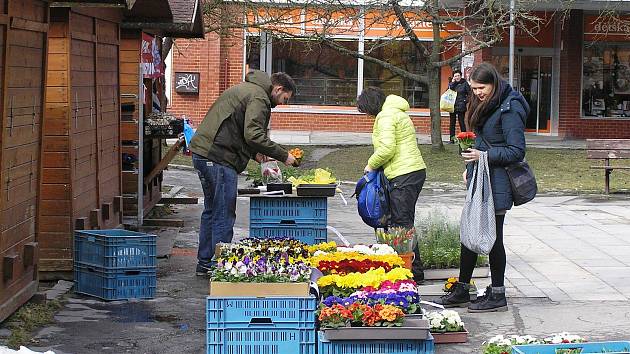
8, 96, 14, 136
90, 91, 94, 126
74, 92, 79, 129
32, 96, 36, 132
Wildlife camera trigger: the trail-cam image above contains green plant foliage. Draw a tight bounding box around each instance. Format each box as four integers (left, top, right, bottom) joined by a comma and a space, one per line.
416, 209, 488, 269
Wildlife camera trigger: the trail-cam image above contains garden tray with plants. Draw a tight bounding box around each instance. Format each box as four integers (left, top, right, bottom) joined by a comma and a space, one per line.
312, 243, 433, 341
321, 325, 431, 341
208, 238, 312, 296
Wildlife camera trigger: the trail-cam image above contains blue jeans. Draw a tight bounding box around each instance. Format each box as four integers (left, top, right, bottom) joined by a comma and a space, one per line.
192, 153, 237, 266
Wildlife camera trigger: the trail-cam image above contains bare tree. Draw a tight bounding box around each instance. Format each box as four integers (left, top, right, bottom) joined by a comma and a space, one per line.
203, 0, 549, 149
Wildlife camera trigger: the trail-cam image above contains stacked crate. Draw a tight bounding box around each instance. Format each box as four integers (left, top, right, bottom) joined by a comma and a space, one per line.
206, 296, 317, 354
73, 229, 156, 300
249, 196, 327, 244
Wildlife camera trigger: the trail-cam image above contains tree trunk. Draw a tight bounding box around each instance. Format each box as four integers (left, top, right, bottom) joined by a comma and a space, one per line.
428, 66, 443, 150
429, 1, 444, 150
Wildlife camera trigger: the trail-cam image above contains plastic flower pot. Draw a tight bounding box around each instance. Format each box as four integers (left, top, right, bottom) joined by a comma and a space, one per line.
398, 252, 414, 270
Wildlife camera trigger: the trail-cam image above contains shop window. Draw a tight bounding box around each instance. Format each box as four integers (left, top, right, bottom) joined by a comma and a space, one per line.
363, 40, 429, 108
583, 42, 630, 118
272, 39, 359, 106
246, 35, 261, 71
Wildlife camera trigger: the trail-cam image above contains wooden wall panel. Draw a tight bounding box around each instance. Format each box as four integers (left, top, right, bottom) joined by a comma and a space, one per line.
39, 8, 123, 274
1, 0, 47, 322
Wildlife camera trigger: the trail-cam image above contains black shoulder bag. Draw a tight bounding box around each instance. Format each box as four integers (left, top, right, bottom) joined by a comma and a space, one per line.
481, 136, 537, 206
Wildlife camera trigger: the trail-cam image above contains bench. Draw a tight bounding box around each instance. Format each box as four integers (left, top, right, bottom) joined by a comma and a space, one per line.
586, 139, 630, 193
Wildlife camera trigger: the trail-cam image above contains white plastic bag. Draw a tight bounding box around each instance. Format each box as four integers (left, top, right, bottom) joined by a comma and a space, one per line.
440, 89, 457, 113
261, 160, 283, 184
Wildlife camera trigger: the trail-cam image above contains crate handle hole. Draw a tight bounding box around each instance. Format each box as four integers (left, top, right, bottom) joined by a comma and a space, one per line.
280, 220, 296, 225
125, 270, 141, 276
249, 317, 273, 325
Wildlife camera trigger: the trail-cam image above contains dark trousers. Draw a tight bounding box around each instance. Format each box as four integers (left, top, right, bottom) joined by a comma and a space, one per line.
192, 153, 238, 266
388, 169, 426, 279
459, 214, 506, 287
449, 111, 466, 141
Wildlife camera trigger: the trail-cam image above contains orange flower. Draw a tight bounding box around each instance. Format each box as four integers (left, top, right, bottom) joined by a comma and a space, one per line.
378, 305, 404, 322
289, 148, 304, 159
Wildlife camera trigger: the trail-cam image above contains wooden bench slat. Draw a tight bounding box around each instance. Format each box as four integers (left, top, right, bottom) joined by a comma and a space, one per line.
587, 150, 630, 159
586, 139, 630, 150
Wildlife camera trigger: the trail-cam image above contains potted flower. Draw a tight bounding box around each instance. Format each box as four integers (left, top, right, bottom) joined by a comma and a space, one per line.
426, 310, 468, 344
375, 227, 416, 269
482, 333, 586, 354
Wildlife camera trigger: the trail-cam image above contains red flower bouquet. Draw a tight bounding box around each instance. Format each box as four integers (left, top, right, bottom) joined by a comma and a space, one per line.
455, 132, 476, 151
318, 259, 394, 275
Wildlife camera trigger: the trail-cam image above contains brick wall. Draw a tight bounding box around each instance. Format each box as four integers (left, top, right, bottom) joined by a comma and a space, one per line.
270, 112, 452, 134
557, 10, 630, 138
169, 33, 222, 123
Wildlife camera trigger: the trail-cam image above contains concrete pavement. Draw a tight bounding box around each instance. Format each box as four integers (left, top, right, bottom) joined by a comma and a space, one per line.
3, 165, 630, 353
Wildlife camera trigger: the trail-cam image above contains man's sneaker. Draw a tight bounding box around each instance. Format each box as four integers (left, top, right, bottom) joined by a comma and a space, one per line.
468, 288, 508, 313
195, 263, 212, 276
434, 282, 470, 308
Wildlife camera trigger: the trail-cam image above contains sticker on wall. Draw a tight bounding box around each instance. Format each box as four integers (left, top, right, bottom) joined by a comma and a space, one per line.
175, 72, 200, 93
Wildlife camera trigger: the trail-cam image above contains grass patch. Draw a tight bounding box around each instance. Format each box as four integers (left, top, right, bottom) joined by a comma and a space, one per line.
416, 209, 488, 269
4, 300, 62, 349
317, 145, 630, 193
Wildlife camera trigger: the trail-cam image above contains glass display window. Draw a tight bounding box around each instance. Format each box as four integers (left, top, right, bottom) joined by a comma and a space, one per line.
582, 42, 630, 118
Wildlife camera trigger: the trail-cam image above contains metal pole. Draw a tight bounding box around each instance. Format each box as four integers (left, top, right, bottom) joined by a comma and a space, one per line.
508, 0, 515, 87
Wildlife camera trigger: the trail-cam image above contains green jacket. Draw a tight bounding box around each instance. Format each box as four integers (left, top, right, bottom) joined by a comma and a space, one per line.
189, 70, 288, 173
367, 95, 426, 180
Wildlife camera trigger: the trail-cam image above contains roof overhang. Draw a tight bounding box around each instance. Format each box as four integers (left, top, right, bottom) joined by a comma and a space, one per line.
50, 0, 135, 8
122, 0, 205, 38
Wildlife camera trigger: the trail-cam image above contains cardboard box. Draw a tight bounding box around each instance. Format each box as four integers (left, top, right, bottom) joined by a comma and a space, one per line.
209, 281, 310, 297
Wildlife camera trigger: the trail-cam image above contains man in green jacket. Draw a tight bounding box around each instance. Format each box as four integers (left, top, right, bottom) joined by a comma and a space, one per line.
190, 70, 297, 275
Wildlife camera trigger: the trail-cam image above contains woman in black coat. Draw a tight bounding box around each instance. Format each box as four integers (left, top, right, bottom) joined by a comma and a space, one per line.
448, 70, 470, 142
437, 62, 529, 312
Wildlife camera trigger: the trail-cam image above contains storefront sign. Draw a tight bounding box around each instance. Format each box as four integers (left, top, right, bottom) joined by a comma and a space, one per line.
175, 72, 200, 93
584, 15, 630, 41
247, 8, 460, 40
142, 33, 163, 78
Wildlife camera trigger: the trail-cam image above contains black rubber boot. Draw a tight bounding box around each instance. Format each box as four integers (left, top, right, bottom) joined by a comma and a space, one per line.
468, 287, 508, 313
435, 282, 470, 308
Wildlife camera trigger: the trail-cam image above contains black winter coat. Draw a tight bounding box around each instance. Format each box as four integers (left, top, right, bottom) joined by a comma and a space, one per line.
466, 85, 530, 212
449, 79, 471, 113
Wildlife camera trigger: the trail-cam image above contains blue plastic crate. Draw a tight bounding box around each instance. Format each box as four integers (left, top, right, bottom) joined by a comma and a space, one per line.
74, 229, 156, 269
317, 331, 435, 354
207, 296, 316, 329
512, 341, 630, 354
207, 327, 316, 354
249, 225, 327, 245
74, 264, 156, 300
249, 197, 327, 226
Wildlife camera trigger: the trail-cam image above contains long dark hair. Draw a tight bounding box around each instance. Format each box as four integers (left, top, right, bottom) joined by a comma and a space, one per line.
465, 63, 502, 129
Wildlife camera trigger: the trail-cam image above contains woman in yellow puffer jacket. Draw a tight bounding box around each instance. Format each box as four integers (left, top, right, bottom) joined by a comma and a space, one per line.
357, 87, 427, 282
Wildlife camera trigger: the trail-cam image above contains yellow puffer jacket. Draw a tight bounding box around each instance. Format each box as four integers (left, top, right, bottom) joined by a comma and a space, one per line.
367, 95, 426, 180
